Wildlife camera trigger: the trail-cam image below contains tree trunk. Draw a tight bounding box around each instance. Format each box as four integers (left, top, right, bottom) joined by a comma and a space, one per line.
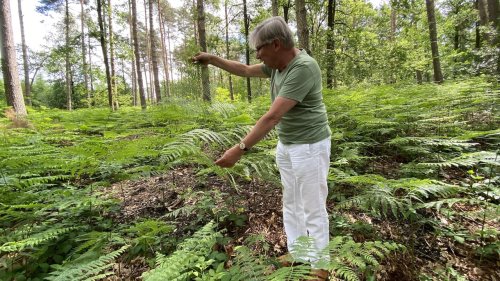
295, 0, 310, 55
167, 23, 174, 84
149, 0, 161, 102
97, 0, 114, 109
128, 0, 137, 106
326, 0, 336, 89
243, 0, 251, 102
271, 0, 279, 16
17, 0, 31, 106
157, 0, 170, 97
1, 0, 27, 116
64, 0, 73, 110
197, 0, 211, 102
225, 0, 234, 100
131, 0, 147, 109
390, 2, 396, 40
88, 31, 95, 100
425, 0, 443, 83
79, 0, 90, 107
283, 0, 291, 23
108, 0, 118, 109
416, 70, 423, 84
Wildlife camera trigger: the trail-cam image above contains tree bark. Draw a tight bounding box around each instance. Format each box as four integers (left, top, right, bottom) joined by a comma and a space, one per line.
271, 0, 279, 16
149, 0, 162, 102
224, 0, 234, 100
0, 0, 27, 116
108, 0, 118, 109
326, 0, 336, 88
97, 0, 114, 109
17, 0, 31, 106
131, 0, 147, 109
64, 0, 73, 110
283, 0, 291, 23
295, 0, 310, 55
128, 0, 137, 105
157, 0, 170, 97
80, 0, 90, 107
425, 0, 443, 83
243, 0, 251, 102
197, 0, 211, 102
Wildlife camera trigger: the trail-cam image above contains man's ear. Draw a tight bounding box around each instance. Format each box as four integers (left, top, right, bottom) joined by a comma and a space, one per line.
271, 39, 281, 50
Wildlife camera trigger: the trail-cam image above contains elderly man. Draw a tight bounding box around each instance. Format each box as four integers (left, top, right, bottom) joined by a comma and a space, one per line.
192, 16, 331, 280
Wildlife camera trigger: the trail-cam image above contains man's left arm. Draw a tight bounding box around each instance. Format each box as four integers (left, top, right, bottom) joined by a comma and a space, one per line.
215, 97, 298, 167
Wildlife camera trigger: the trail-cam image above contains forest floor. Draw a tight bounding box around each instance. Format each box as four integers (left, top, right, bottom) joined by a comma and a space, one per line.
104, 166, 499, 281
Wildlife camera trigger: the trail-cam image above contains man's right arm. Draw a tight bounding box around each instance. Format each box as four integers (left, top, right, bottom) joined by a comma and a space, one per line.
193, 52, 268, 78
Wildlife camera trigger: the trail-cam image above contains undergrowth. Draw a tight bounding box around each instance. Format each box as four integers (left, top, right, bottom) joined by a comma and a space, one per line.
0, 78, 498, 280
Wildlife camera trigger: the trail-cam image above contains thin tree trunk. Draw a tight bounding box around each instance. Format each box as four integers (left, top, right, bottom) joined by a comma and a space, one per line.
128, 0, 137, 106
416, 70, 423, 84
272, 0, 279, 16
88, 31, 95, 100
131, 0, 146, 109
283, 0, 291, 23
425, 0, 443, 83
197, 0, 211, 102
326, 0, 336, 88
224, 0, 234, 100
295, 0, 310, 55
0, 0, 27, 116
167, 23, 174, 84
17, 0, 31, 106
243, 0, 251, 102
390, 2, 396, 40
157, 0, 170, 97
80, 0, 90, 107
64, 0, 72, 110
97, 0, 114, 109
108, 0, 118, 109
149, 0, 161, 102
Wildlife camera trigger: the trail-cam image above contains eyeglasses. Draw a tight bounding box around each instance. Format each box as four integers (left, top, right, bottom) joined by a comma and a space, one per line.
255, 42, 270, 52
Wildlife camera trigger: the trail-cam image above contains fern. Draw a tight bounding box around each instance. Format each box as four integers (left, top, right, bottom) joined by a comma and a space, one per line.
141, 221, 221, 281
0, 225, 78, 253
324, 236, 405, 281
337, 176, 459, 218
420, 151, 499, 168
45, 245, 129, 281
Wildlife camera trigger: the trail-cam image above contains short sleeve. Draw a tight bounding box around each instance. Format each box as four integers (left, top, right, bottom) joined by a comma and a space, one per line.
278, 65, 315, 103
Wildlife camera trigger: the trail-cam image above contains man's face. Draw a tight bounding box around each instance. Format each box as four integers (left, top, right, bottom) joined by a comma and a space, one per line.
255, 40, 277, 68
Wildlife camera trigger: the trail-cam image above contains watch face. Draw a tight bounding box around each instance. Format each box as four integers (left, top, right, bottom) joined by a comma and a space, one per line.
239, 142, 246, 150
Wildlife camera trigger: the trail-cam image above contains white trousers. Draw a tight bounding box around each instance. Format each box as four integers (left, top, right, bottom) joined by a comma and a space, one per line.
276, 137, 331, 265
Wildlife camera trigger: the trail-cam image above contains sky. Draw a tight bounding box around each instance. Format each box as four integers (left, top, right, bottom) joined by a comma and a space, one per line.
10, 0, 387, 52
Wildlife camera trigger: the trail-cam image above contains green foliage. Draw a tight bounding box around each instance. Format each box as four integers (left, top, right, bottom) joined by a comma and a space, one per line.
45, 245, 130, 281
141, 221, 222, 281
337, 176, 459, 218
0, 78, 497, 280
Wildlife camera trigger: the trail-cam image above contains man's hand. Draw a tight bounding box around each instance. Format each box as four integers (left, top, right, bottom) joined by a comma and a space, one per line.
192, 52, 212, 65
215, 146, 245, 168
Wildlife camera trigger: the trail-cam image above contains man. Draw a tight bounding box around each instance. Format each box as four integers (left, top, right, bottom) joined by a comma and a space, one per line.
192, 16, 331, 280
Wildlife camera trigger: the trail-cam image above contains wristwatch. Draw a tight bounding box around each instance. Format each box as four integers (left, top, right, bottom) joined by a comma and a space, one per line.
238, 142, 249, 151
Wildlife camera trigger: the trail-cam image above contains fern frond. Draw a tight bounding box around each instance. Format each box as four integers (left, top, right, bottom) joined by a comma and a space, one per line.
0, 225, 78, 253
142, 221, 220, 281
45, 245, 130, 281
420, 151, 498, 167
388, 137, 477, 148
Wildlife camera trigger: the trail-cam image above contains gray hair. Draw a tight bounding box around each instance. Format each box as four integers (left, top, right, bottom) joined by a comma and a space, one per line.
249, 16, 294, 50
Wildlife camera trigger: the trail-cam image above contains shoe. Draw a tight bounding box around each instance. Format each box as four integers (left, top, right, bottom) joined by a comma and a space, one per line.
309, 269, 329, 281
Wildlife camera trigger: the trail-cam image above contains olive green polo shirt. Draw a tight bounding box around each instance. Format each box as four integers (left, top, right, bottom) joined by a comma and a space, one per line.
262, 50, 331, 144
